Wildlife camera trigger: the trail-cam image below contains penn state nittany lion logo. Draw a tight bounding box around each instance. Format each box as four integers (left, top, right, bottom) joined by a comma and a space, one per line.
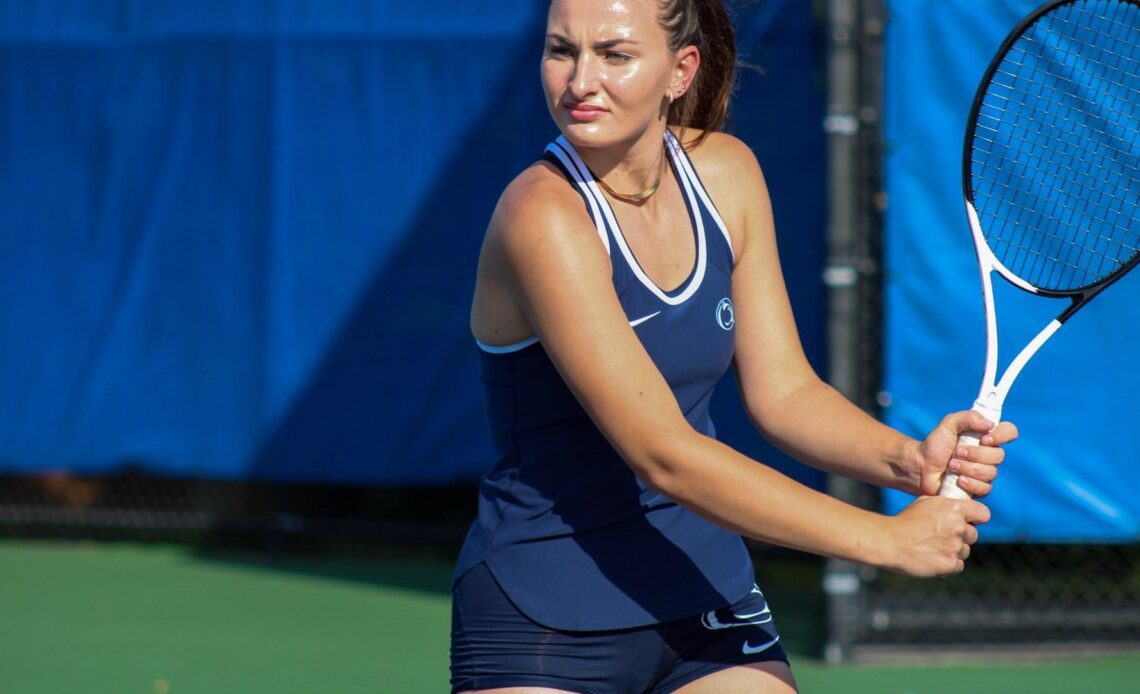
715, 297, 734, 331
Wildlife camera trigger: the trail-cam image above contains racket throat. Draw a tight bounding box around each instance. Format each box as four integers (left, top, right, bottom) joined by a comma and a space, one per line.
975, 317, 1064, 425
970, 393, 1003, 426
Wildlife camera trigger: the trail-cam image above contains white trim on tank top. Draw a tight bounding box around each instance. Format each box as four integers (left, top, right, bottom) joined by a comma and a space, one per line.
665, 131, 735, 265
475, 131, 732, 354
546, 141, 611, 255
556, 133, 706, 305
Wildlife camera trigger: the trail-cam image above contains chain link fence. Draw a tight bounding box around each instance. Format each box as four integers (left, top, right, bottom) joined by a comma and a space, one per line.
852, 543, 1140, 660
0, 472, 475, 550
822, 0, 1140, 662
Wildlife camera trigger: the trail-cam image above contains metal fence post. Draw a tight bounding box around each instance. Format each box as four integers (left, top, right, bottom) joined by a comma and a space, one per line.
822, 0, 884, 664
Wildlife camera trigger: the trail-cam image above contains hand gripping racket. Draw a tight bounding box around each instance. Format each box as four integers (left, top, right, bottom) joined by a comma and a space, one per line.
939, 0, 1140, 499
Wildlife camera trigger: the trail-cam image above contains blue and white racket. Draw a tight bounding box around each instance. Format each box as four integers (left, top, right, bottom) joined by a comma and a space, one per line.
940, 0, 1140, 499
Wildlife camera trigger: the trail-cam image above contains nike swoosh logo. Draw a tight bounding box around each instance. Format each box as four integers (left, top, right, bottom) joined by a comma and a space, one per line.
701, 607, 773, 630
629, 311, 661, 328
731, 607, 771, 620
742, 635, 781, 655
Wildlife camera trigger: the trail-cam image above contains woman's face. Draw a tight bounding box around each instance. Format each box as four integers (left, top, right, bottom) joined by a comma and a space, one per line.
542, 0, 676, 151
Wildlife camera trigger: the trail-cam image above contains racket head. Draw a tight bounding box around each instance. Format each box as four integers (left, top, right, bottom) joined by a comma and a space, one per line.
963, 0, 1140, 298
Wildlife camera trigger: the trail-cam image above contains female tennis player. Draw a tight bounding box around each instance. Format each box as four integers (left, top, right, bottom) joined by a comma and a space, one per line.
452, 0, 1017, 691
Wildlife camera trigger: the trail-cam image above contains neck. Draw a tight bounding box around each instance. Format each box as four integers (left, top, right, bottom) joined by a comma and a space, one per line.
580, 129, 670, 204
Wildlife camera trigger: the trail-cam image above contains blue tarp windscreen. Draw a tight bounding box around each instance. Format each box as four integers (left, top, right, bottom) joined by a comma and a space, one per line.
0, 2, 828, 487
882, 0, 1140, 541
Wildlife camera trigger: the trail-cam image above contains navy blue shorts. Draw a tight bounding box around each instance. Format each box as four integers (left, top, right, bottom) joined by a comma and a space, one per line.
450, 563, 787, 694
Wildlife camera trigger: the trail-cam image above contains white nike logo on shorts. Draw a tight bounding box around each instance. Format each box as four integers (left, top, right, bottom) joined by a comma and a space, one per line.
742, 635, 780, 655
701, 604, 772, 630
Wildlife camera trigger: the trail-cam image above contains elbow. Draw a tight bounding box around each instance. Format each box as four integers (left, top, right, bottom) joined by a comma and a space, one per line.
621, 427, 703, 499
740, 393, 774, 440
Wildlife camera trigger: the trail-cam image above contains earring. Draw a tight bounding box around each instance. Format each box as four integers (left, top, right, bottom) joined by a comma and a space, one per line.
668, 91, 675, 105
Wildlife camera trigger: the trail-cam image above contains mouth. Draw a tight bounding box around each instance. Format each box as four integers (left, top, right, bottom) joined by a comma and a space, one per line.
565, 102, 607, 122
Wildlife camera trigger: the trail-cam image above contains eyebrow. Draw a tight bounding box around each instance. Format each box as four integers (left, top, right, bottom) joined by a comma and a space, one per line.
546, 33, 641, 49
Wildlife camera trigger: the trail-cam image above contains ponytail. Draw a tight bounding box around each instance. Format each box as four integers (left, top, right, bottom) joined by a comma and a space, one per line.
657, 0, 737, 148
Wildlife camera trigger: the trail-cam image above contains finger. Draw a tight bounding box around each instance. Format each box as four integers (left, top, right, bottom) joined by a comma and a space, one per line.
959, 544, 972, 561
955, 474, 993, 499
948, 458, 1000, 483
963, 523, 979, 545
962, 500, 991, 525
980, 421, 1019, 446
966, 446, 1006, 468
954, 442, 1006, 466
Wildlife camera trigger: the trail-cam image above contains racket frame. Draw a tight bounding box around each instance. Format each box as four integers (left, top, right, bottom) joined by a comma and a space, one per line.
939, 0, 1140, 499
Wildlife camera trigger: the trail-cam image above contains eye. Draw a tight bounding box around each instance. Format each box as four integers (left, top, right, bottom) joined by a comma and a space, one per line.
547, 44, 574, 58
605, 51, 633, 64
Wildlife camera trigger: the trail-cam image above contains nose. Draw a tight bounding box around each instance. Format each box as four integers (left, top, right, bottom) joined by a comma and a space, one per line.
568, 53, 600, 99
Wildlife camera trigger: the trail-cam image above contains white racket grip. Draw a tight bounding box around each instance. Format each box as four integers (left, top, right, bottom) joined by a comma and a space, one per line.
938, 400, 1002, 500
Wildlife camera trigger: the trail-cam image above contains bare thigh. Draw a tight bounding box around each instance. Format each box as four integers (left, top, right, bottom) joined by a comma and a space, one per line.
673, 660, 797, 693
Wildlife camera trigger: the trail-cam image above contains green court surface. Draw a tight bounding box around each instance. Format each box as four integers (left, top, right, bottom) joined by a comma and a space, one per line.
1, 540, 1138, 693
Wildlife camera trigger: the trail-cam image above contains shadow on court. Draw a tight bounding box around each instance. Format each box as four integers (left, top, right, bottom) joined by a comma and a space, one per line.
184, 540, 828, 660
188, 542, 458, 597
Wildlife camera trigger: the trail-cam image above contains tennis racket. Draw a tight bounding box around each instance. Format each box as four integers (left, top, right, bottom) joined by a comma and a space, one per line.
939, 0, 1140, 500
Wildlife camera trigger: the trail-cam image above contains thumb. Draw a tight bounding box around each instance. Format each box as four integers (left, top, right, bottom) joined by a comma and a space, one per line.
956, 410, 996, 438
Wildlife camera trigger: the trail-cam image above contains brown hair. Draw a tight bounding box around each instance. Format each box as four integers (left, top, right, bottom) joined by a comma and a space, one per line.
657, 0, 737, 148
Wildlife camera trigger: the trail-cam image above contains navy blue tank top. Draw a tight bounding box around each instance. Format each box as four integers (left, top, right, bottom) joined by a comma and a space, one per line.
454, 130, 754, 630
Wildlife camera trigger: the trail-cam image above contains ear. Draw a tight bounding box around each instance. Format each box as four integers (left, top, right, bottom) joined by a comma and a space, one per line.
670, 45, 700, 99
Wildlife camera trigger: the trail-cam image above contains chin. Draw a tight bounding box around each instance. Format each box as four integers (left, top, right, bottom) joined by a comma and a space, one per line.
557, 121, 630, 152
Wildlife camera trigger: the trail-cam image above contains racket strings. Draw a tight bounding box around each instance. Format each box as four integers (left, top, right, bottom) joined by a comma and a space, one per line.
971, 127, 1139, 260
1010, 20, 1140, 92
969, 0, 1140, 293
980, 41, 1140, 285
987, 46, 1140, 139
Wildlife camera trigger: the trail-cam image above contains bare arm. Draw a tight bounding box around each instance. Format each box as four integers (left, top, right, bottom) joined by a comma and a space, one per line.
698, 134, 1016, 498
475, 162, 987, 577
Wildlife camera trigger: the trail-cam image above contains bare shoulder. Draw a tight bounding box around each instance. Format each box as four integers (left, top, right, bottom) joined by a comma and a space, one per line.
482, 159, 612, 289
491, 161, 595, 247
683, 130, 767, 195
472, 160, 610, 346
676, 130, 772, 257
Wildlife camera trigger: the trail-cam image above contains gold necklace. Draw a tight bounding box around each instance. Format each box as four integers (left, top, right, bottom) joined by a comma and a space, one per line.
589, 145, 667, 204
